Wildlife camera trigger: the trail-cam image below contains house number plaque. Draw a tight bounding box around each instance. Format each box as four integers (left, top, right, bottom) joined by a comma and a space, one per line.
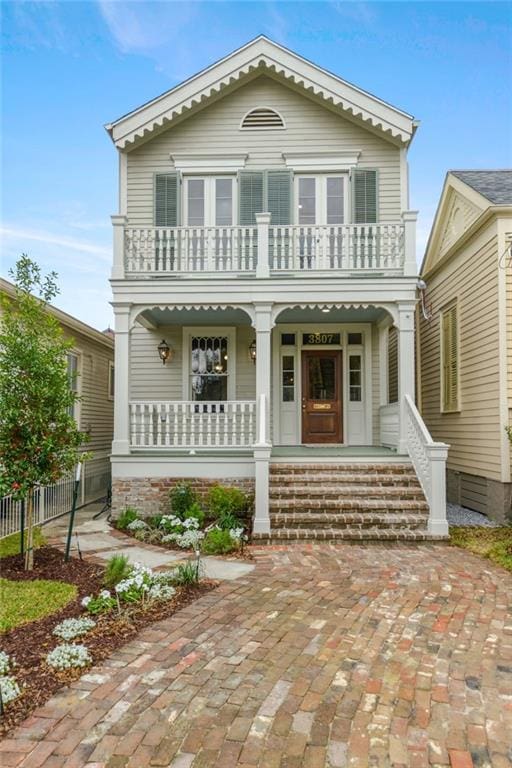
302, 333, 341, 346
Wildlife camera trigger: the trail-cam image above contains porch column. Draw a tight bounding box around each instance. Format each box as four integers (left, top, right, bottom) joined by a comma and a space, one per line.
255, 212, 271, 278
253, 303, 273, 534
112, 305, 131, 455
398, 303, 416, 454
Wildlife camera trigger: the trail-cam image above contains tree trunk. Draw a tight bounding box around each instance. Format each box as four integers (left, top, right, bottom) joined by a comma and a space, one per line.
24, 492, 34, 571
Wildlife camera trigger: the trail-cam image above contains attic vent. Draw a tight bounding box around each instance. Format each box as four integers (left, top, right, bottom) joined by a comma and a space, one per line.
241, 107, 285, 130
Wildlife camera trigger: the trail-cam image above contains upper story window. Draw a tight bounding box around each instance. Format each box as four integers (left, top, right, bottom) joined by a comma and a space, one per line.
441, 302, 459, 412
240, 107, 285, 130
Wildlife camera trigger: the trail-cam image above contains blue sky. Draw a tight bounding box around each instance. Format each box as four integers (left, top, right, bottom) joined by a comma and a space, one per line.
2, 1, 511, 329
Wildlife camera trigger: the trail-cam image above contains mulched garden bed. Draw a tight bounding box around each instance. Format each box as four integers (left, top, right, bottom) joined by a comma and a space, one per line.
0, 545, 217, 736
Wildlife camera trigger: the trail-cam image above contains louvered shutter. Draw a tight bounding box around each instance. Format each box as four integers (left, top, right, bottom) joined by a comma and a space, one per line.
442, 304, 458, 411
155, 172, 180, 226
238, 171, 264, 225
352, 169, 378, 223
266, 170, 293, 225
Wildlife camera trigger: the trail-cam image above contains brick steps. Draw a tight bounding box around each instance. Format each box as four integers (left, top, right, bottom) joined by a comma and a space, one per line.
254, 460, 442, 543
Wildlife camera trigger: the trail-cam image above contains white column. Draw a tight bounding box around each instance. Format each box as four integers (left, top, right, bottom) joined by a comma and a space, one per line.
112, 305, 131, 455
255, 212, 271, 279
111, 214, 127, 280
402, 210, 418, 276
427, 443, 449, 536
252, 303, 273, 534
398, 303, 416, 454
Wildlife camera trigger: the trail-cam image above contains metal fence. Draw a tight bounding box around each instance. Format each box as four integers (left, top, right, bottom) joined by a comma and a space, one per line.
0, 465, 110, 539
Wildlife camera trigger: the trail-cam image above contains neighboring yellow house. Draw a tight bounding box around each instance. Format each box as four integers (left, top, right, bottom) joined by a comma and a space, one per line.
0, 278, 115, 509
418, 170, 512, 523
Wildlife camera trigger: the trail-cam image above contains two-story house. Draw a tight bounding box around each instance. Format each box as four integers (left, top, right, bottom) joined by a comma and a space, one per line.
106, 36, 449, 540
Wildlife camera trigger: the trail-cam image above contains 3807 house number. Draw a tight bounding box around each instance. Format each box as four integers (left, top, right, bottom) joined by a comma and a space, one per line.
302, 333, 341, 346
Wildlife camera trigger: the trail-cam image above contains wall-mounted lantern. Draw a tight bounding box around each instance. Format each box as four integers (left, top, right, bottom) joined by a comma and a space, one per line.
157, 339, 172, 365
249, 339, 257, 364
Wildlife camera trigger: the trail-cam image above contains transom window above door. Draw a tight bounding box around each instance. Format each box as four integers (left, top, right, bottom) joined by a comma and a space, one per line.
184, 177, 234, 227
297, 175, 347, 226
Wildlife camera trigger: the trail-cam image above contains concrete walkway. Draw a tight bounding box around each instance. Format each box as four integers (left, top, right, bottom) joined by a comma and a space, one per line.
3, 542, 511, 767
44, 504, 255, 581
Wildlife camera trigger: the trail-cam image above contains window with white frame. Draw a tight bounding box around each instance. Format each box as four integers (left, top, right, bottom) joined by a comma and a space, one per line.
296, 175, 347, 225
348, 354, 362, 402
281, 355, 295, 402
185, 177, 234, 227
67, 352, 80, 423
190, 336, 229, 401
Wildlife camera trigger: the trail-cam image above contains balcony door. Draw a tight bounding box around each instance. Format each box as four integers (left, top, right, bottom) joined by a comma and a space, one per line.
296, 175, 347, 226
301, 350, 343, 443
184, 177, 234, 227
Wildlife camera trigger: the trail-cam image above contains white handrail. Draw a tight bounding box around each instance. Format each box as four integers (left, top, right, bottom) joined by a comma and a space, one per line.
404, 394, 449, 536
129, 400, 256, 448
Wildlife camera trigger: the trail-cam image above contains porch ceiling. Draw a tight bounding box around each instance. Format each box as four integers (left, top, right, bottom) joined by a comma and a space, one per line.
275, 306, 387, 324
137, 307, 253, 327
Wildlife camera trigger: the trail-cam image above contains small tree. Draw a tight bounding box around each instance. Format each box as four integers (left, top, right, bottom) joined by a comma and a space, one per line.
0, 256, 86, 569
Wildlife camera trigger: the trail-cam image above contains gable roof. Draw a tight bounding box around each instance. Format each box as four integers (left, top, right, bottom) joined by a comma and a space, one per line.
450, 170, 512, 205
421, 169, 512, 277
106, 36, 417, 150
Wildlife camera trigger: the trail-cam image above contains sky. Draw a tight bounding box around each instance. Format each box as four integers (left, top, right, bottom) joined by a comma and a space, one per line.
1, 0, 512, 330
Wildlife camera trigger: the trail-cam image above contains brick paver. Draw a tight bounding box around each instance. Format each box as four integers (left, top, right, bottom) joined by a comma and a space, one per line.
2, 544, 511, 767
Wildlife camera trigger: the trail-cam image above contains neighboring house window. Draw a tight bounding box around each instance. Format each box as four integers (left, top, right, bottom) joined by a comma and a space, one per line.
387, 327, 398, 404
240, 107, 285, 129
190, 336, 228, 401
67, 353, 80, 423
441, 302, 459, 412
108, 362, 115, 400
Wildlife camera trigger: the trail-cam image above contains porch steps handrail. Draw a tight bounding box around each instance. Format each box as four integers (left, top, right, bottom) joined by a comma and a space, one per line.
130, 400, 256, 448
404, 394, 449, 536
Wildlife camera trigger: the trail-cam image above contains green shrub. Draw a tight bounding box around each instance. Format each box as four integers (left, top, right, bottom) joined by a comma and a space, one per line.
207, 485, 249, 520
216, 512, 242, 531
116, 507, 139, 530
171, 559, 201, 585
185, 502, 205, 526
169, 483, 197, 518
147, 514, 163, 529
103, 553, 131, 588
201, 528, 239, 555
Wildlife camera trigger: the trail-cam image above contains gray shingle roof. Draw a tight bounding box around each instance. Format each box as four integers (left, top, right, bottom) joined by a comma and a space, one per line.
450, 169, 512, 205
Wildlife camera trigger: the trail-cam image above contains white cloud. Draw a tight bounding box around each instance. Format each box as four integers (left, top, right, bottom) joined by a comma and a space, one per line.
97, 0, 197, 54
1, 226, 111, 261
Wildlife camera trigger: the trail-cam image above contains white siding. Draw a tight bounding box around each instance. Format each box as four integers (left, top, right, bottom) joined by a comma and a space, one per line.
126, 76, 402, 225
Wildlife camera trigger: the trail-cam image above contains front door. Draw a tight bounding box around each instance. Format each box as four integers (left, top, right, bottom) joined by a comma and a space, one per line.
301, 350, 343, 443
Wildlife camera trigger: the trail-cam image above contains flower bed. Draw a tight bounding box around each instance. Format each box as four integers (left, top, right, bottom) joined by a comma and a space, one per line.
0, 546, 216, 736
112, 482, 253, 560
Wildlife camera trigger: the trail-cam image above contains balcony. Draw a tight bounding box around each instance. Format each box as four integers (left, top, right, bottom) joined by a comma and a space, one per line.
113, 212, 418, 279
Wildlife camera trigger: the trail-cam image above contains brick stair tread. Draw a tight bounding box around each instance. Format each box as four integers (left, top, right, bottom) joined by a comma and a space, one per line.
269, 473, 420, 485
269, 485, 424, 498
269, 498, 429, 511
252, 528, 446, 542
270, 463, 413, 472
270, 512, 428, 525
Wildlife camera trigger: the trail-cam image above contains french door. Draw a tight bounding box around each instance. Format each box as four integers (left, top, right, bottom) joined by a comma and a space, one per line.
184, 177, 235, 227
295, 175, 348, 267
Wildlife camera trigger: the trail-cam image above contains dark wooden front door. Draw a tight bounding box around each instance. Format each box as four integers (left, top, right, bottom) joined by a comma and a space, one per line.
301, 350, 343, 443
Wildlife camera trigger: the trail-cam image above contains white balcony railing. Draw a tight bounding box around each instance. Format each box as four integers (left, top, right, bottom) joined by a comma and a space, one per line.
121, 221, 407, 276
130, 401, 256, 449
125, 226, 257, 274
270, 223, 404, 271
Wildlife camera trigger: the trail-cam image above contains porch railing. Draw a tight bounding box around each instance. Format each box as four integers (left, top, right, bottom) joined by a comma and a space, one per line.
130, 400, 256, 448
122, 222, 406, 275
270, 223, 404, 271
404, 395, 449, 536
124, 226, 257, 274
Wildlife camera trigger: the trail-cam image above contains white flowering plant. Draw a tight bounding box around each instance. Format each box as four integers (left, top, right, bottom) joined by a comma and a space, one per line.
46, 644, 92, 671
81, 589, 116, 615
53, 617, 96, 641
127, 519, 149, 532
115, 562, 153, 604
0, 651, 15, 676
162, 529, 205, 549
0, 675, 21, 704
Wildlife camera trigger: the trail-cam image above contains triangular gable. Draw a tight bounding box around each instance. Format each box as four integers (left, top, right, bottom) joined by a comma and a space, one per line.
421, 173, 490, 275
106, 36, 416, 150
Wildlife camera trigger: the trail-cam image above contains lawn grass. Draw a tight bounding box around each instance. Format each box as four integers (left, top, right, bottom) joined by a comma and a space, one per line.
449, 527, 512, 573
0, 528, 46, 559
0, 578, 78, 632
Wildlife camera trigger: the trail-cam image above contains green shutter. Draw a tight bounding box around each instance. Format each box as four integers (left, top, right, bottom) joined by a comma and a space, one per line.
238, 171, 264, 225
155, 172, 180, 226
442, 304, 459, 411
266, 170, 293, 225
352, 169, 378, 223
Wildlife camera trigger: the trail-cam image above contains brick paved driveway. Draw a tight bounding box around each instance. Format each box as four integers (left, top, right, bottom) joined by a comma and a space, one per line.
2, 544, 511, 768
